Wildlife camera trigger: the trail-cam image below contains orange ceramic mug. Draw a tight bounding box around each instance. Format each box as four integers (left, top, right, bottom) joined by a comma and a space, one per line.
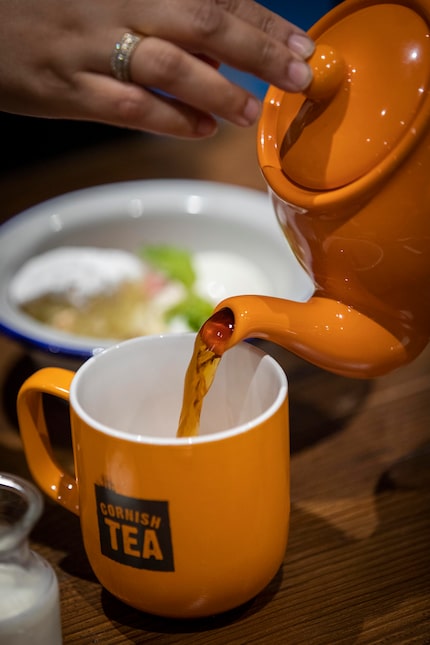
16, 334, 289, 618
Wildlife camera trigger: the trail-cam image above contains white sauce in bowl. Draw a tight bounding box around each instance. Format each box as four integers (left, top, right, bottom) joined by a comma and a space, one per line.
193, 251, 272, 302
10, 247, 144, 307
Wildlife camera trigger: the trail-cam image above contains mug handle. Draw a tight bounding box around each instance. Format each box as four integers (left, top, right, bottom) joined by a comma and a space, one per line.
17, 367, 80, 516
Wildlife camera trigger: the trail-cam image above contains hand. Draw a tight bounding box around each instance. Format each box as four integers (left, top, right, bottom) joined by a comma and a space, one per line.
0, 0, 314, 138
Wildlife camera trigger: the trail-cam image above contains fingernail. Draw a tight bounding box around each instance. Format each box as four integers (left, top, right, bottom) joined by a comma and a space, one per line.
288, 60, 313, 91
288, 34, 315, 59
237, 96, 261, 126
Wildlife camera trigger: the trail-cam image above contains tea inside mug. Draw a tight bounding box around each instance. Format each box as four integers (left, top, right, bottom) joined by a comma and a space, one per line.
71, 335, 285, 441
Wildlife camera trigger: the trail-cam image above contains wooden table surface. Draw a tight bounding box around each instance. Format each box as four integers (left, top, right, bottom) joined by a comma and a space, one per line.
0, 123, 429, 644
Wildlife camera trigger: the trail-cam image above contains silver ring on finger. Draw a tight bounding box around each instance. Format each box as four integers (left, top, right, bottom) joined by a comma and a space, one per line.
110, 32, 142, 82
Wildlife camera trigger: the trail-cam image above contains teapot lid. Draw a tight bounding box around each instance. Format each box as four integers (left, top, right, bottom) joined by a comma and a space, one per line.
260, 0, 430, 192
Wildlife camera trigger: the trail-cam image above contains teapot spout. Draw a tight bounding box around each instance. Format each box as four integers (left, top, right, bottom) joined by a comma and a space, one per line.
208, 295, 421, 378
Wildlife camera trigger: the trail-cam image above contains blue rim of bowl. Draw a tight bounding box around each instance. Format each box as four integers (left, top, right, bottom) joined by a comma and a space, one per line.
0, 320, 94, 359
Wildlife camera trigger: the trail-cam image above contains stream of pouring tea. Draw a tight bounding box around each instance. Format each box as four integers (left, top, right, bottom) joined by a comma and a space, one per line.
177, 309, 234, 438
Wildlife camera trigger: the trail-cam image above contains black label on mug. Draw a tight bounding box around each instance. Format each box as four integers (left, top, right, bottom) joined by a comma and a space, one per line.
95, 484, 174, 572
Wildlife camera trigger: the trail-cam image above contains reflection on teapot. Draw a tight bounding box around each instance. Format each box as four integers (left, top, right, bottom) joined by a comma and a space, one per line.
212, 0, 430, 378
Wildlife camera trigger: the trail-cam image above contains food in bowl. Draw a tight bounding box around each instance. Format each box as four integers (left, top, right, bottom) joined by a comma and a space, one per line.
0, 179, 314, 361
10, 243, 273, 339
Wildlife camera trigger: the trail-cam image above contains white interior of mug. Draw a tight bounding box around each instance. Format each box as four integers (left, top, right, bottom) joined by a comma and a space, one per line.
70, 334, 287, 444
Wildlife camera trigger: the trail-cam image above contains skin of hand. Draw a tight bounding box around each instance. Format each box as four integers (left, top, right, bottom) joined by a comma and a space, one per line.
0, 0, 315, 138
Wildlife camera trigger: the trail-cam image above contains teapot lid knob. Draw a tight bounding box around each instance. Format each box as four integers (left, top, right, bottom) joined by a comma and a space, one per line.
304, 44, 346, 101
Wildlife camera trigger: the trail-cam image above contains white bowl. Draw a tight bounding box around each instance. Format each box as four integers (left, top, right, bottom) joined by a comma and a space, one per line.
0, 179, 313, 363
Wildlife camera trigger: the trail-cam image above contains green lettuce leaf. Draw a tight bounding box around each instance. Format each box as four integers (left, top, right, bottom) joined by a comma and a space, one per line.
166, 293, 214, 332
140, 245, 195, 288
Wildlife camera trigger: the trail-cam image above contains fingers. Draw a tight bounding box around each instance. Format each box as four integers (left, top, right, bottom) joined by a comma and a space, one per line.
129, 37, 261, 127
203, 13, 313, 93
128, 0, 315, 92
71, 73, 219, 138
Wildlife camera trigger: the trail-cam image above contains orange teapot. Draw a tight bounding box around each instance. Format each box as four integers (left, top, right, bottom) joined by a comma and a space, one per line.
211, 0, 430, 378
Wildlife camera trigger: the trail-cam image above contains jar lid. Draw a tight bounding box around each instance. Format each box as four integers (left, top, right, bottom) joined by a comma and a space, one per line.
267, 0, 430, 191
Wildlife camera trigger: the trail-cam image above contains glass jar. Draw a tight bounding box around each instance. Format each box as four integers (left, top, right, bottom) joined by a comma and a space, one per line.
0, 472, 62, 644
